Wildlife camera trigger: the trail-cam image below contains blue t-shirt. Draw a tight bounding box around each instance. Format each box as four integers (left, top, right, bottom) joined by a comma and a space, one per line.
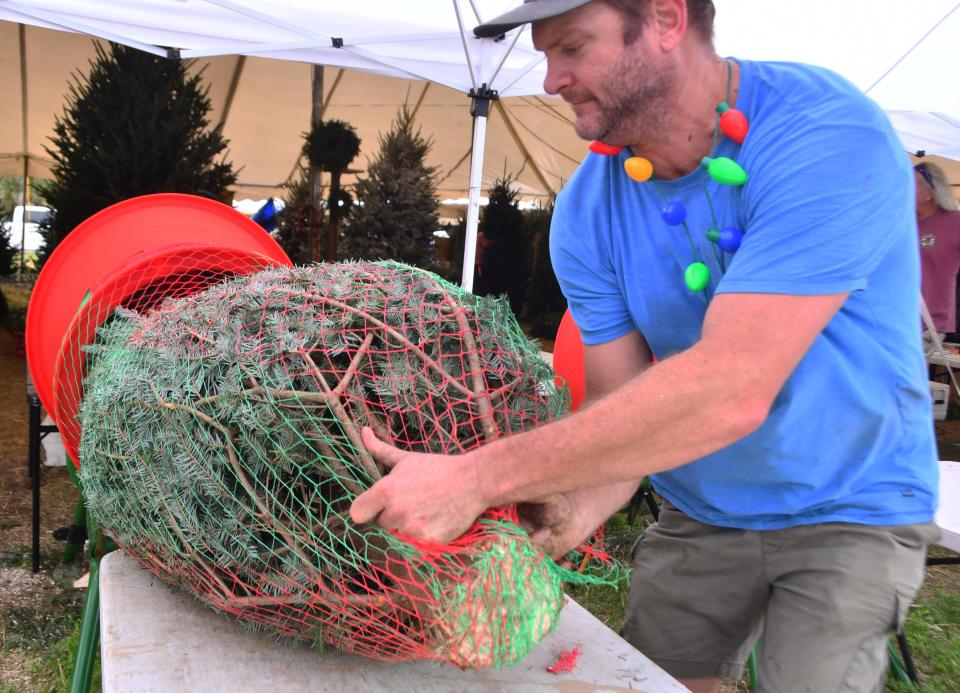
550, 59, 939, 530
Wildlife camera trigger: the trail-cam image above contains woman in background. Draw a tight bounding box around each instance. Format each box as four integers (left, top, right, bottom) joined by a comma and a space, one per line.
916, 160, 960, 350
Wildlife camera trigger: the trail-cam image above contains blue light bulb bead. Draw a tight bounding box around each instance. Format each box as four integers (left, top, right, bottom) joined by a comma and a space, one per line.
706, 227, 744, 252
661, 201, 686, 226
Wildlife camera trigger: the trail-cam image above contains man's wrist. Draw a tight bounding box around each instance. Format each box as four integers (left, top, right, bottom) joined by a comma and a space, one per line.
466, 441, 512, 509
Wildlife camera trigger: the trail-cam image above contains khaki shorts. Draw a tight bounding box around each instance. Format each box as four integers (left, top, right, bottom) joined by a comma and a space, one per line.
620, 502, 939, 692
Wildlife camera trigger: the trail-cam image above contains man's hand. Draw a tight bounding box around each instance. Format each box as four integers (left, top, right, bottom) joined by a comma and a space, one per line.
349, 428, 490, 543
520, 480, 644, 560
518, 493, 598, 560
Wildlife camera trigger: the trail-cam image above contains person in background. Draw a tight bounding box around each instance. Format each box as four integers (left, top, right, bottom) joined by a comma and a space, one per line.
915, 160, 960, 352
351, 2, 940, 691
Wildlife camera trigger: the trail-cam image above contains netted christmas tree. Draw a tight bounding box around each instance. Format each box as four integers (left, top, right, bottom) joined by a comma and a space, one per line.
78, 260, 610, 668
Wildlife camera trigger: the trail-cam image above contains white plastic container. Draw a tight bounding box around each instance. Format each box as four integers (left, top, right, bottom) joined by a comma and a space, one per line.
931, 381, 950, 421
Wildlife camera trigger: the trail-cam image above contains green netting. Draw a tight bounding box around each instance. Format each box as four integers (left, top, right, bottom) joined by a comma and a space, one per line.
77, 260, 618, 668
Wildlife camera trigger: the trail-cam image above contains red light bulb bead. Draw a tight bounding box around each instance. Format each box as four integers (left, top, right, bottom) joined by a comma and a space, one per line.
717, 102, 749, 144
589, 141, 624, 156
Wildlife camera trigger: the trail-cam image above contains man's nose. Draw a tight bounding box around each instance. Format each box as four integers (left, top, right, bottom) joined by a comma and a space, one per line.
542, 62, 570, 96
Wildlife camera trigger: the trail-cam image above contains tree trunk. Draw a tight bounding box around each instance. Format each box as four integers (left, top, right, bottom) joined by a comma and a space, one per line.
310, 65, 324, 261
326, 170, 342, 261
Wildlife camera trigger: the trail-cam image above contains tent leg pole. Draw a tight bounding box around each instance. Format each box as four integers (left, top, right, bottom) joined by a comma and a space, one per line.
460, 85, 497, 293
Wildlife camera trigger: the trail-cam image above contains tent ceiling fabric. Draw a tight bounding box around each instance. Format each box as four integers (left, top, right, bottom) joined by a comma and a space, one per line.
2, 0, 960, 199
4, 0, 958, 109
0, 0, 551, 94
201, 55, 582, 200
0, 22, 581, 201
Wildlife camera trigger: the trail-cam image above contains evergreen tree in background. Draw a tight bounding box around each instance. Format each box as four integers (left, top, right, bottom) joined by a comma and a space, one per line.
437, 213, 467, 285
38, 42, 236, 264
341, 107, 439, 269
0, 177, 49, 275
474, 177, 528, 314
0, 189, 12, 275
274, 168, 316, 265
304, 119, 360, 261
519, 202, 566, 338
0, 176, 28, 212
0, 220, 16, 276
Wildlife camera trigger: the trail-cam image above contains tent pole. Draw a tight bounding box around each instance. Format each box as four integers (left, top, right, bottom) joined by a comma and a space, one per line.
18, 23, 28, 275
309, 65, 324, 261
20, 162, 28, 275
461, 85, 497, 292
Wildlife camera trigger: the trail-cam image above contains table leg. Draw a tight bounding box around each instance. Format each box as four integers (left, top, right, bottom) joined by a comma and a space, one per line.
69, 554, 100, 693
28, 394, 41, 573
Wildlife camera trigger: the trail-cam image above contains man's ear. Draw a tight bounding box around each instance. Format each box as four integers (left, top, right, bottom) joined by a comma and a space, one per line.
650, 0, 688, 52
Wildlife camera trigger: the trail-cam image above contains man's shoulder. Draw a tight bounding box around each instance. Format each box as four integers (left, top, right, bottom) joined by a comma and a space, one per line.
555, 152, 615, 218
741, 58, 876, 119
739, 58, 897, 164
551, 151, 635, 261
744, 58, 860, 94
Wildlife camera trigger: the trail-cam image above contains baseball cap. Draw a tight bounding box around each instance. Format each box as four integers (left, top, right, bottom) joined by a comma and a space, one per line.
473, 0, 593, 38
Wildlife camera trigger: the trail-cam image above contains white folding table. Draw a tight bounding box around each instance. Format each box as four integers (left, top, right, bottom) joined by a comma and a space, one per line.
936, 460, 960, 553
98, 551, 686, 692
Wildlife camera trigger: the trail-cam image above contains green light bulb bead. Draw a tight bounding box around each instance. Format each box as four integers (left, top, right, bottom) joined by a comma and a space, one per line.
701, 156, 748, 186
684, 261, 710, 292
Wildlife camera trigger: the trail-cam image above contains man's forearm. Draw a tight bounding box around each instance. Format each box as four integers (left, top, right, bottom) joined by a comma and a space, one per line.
572, 479, 643, 530
478, 346, 756, 506
476, 292, 848, 508
351, 293, 845, 544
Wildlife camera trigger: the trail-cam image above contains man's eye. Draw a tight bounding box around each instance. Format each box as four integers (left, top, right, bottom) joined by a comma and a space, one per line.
561, 45, 581, 56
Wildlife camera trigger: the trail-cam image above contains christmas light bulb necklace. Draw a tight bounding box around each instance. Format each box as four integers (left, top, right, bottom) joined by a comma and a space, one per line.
589, 59, 750, 296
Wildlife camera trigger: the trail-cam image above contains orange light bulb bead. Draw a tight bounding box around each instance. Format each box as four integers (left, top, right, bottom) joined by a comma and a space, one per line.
624, 156, 653, 183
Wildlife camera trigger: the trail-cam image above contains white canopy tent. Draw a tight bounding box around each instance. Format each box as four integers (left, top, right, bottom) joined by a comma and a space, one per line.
0, 22, 582, 203
0, 1, 576, 290
2, 0, 959, 286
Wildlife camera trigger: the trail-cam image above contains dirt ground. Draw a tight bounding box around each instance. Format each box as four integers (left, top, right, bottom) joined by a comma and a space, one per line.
0, 329, 78, 563
0, 323, 956, 691
0, 327, 88, 692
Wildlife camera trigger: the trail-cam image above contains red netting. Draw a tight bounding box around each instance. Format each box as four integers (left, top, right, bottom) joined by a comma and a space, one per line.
76, 260, 617, 668
53, 244, 287, 468
25, 193, 290, 421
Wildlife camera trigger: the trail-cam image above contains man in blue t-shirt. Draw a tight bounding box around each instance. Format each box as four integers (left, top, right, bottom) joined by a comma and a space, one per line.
351, 1, 940, 690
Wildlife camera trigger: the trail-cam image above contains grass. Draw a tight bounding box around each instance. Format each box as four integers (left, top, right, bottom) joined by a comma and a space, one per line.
565, 511, 643, 633
0, 281, 32, 336
0, 545, 98, 693
886, 547, 960, 692
25, 615, 102, 693
888, 593, 960, 692
4, 498, 959, 692
0, 283, 31, 310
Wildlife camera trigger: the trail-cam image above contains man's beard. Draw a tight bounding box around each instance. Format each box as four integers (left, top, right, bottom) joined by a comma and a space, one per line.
573, 51, 675, 145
